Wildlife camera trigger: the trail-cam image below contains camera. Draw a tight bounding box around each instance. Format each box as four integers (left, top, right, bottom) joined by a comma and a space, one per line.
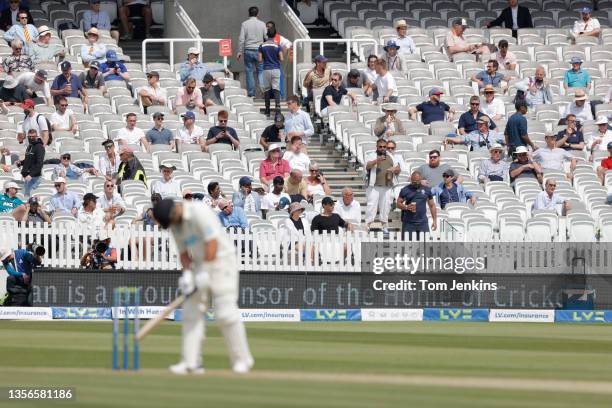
93, 240, 109, 255
377, 150, 386, 157
27, 243, 46, 257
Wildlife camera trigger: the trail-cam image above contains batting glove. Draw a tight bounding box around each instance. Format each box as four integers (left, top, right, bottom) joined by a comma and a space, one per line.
178, 270, 196, 295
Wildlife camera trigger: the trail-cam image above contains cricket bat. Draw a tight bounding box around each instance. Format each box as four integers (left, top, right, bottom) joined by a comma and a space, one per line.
136, 294, 186, 341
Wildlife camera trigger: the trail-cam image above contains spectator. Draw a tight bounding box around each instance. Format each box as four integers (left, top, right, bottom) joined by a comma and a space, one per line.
284, 169, 309, 201
50, 96, 77, 133
1, 38, 32, 73
380, 40, 403, 72
257, 34, 283, 118
320, 72, 357, 116
97, 179, 126, 222
97, 140, 120, 180
119, 0, 152, 40
372, 60, 398, 104
417, 149, 457, 187
175, 77, 204, 113
472, 60, 511, 93
556, 114, 585, 151
363, 55, 378, 98
302, 54, 331, 103
446, 19, 486, 61
504, 101, 536, 156
486, 0, 533, 37
345, 69, 362, 90
237, 6, 267, 97
0, 75, 27, 104
523, 66, 553, 107
0, 1, 32, 32
409, 87, 454, 125
265, 20, 292, 97
204, 181, 226, 211
47, 177, 80, 217
393, 19, 416, 55
51, 61, 87, 105
364, 138, 399, 234
565, 90, 593, 123
0, 146, 18, 173
490, 40, 517, 71
78, 60, 106, 96
132, 193, 160, 228
117, 146, 147, 187
296, 0, 318, 25
397, 171, 437, 236
146, 112, 175, 149
284, 95, 314, 141
305, 161, 331, 198
218, 198, 248, 230
100, 50, 129, 83
205, 110, 240, 150
590, 116, 612, 154
533, 179, 571, 213
138, 70, 166, 111
481, 85, 506, 120
385, 140, 408, 176
571, 7, 600, 41
432, 169, 476, 210
80, 27, 106, 66
199, 73, 224, 108
53, 152, 98, 181
477, 143, 510, 183
28, 25, 65, 65
24, 196, 51, 224
77, 193, 106, 227
283, 135, 310, 173
261, 176, 291, 218
534, 132, 576, 177
259, 143, 291, 189
178, 48, 228, 84
151, 164, 182, 199
3, 9, 37, 53
374, 103, 405, 139
510, 146, 543, 184
597, 142, 612, 184
83, 0, 119, 43
232, 176, 262, 217
115, 112, 149, 150
334, 187, 361, 226
563, 57, 591, 92
176, 111, 205, 150
283, 202, 311, 238
18, 70, 52, 107
0, 181, 25, 220
457, 96, 497, 135
260, 112, 284, 149
19, 129, 43, 196
311, 196, 352, 233
446, 116, 504, 152
21, 99, 49, 145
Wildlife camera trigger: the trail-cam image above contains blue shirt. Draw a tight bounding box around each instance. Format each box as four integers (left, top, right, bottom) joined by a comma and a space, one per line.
218, 206, 248, 229
555, 129, 584, 150
432, 182, 473, 209
206, 126, 239, 145
504, 112, 528, 146
0, 193, 23, 213
1, 249, 34, 282
146, 127, 174, 144
178, 61, 225, 83
99, 61, 127, 82
461, 130, 505, 152
258, 42, 282, 70
416, 101, 450, 125
284, 109, 314, 139
458, 111, 497, 133
563, 69, 591, 88
82, 10, 112, 31
48, 191, 81, 214
51, 73, 82, 104
475, 70, 504, 87
398, 184, 433, 229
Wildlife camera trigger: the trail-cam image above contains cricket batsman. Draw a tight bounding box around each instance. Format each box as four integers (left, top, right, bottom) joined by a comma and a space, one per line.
152, 198, 254, 375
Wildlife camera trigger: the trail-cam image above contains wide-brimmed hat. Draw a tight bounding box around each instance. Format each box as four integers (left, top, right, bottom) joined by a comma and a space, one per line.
4, 181, 19, 190
87, 27, 99, 37
394, 19, 407, 29
489, 143, 504, 152
595, 115, 609, 125
381, 102, 401, 112
483, 84, 496, 93
574, 89, 587, 100
383, 40, 400, 52
37, 25, 52, 37
288, 202, 306, 215
515, 146, 529, 154
2, 76, 17, 89
0, 247, 11, 261
187, 47, 200, 55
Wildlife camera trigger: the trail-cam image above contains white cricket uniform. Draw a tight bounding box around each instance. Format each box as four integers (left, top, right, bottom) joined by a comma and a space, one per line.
169, 201, 252, 369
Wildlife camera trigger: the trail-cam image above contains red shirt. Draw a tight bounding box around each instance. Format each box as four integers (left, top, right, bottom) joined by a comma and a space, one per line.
602, 157, 612, 170
259, 158, 290, 182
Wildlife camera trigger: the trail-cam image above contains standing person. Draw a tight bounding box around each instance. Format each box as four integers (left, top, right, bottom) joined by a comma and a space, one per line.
284, 95, 314, 142
397, 171, 437, 238
21, 99, 49, 145
3, 9, 37, 53
258, 35, 283, 119
504, 101, 536, 156
19, 129, 44, 197
119, 0, 152, 40
485, 0, 533, 38
371, 60, 398, 104
152, 198, 254, 374
18, 70, 53, 107
237, 6, 267, 98
393, 20, 416, 55
266, 21, 292, 98
0, 1, 32, 32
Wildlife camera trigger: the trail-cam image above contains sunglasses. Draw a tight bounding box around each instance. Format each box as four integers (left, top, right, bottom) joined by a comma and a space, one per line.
155, 117, 164, 121
54, 184, 62, 188
104, 145, 113, 150
387, 146, 396, 150
59, 104, 68, 107
183, 194, 193, 199
471, 103, 480, 106
61, 156, 70, 160
186, 86, 195, 90
222, 205, 230, 210
429, 155, 439, 159
219, 119, 228, 123
547, 184, 557, 187
105, 184, 113, 188
443, 174, 452, 178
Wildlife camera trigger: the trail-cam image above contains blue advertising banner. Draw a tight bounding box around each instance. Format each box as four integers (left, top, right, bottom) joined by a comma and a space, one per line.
555, 310, 612, 323
423, 308, 489, 321
52, 307, 112, 320
300, 309, 362, 321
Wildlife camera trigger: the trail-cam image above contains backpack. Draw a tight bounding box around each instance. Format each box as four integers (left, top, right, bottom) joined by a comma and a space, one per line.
24, 113, 53, 145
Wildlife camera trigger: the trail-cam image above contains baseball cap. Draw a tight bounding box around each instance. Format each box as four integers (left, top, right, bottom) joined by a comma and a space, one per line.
321, 196, 336, 206
105, 50, 119, 62
314, 55, 328, 63
515, 146, 529, 154
202, 73, 214, 82
239, 176, 252, 187
428, 87, 444, 96
91, 0, 101, 4
570, 56, 583, 64
348, 68, 360, 78
272, 175, 285, 185
483, 84, 495, 93
181, 111, 195, 120
278, 197, 290, 210
151, 192, 162, 201
35, 69, 47, 79
89, 61, 100, 70
152, 112, 164, 119
381, 103, 401, 111
28, 196, 39, 205
54, 177, 67, 184
2, 76, 17, 89
489, 143, 504, 152
453, 18, 468, 27
4, 181, 19, 190
442, 169, 455, 177
581, 7, 592, 13
83, 192, 98, 201
147, 71, 160, 78
60, 61, 71, 71
608, 142, 612, 150
274, 112, 285, 123
595, 115, 609, 125
22, 99, 35, 109
187, 47, 200, 55
152, 198, 176, 229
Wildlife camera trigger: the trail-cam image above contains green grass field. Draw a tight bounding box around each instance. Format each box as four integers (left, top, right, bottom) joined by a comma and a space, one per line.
1, 321, 612, 407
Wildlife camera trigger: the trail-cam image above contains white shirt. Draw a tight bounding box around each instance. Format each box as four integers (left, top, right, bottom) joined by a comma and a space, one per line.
261, 191, 290, 210
115, 126, 146, 146
97, 192, 126, 211
572, 18, 600, 35
296, 0, 318, 24
140, 83, 167, 104
532, 147, 573, 171
22, 114, 48, 138
283, 150, 311, 173
333, 200, 361, 225
363, 68, 377, 85
50, 109, 74, 131
533, 190, 567, 211
481, 98, 506, 119
176, 125, 205, 144
374, 72, 398, 99
18, 71, 51, 100
151, 177, 182, 199
97, 152, 120, 178
589, 130, 612, 151
394, 35, 416, 55
567, 102, 594, 123
511, 6, 518, 30
77, 207, 106, 227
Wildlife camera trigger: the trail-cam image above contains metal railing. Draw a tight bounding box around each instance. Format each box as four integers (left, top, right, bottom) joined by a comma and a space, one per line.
141, 38, 228, 72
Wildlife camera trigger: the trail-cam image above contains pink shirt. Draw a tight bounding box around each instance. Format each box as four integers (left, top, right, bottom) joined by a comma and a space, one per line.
259, 158, 290, 182
175, 87, 203, 107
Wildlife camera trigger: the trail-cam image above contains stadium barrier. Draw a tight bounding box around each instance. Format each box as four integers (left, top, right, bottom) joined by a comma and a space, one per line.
141, 38, 229, 73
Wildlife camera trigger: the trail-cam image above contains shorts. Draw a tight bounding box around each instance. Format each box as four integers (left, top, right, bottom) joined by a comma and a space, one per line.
126, 3, 146, 16
263, 69, 281, 92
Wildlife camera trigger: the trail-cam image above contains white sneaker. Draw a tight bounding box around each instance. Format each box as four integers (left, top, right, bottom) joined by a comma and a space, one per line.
169, 361, 205, 375
232, 357, 254, 374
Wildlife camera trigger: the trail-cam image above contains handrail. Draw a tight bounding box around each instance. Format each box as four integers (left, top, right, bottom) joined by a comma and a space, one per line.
292, 38, 379, 96
174, 0, 200, 39
141, 38, 228, 72
281, 0, 309, 39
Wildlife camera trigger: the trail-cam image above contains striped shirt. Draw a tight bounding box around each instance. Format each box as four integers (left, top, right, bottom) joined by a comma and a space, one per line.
477, 159, 510, 183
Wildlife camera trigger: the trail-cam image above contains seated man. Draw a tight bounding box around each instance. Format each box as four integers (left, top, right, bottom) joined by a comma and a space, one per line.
24, 196, 51, 225
201, 73, 225, 108
259, 112, 284, 149
533, 179, 571, 214
178, 48, 228, 83
534, 132, 576, 176
79, 27, 106, 66
138, 71, 166, 111
146, 112, 175, 150
47, 177, 81, 217
176, 111, 205, 149
432, 169, 476, 209
53, 152, 98, 181
232, 176, 262, 216
151, 164, 182, 199
510, 146, 543, 185
18, 70, 53, 107
100, 50, 129, 83
77, 192, 107, 228
205, 110, 240, 150
446, 19, 487, 61
333, 187, 361, 226
471, 60, 511, 93
311, 196, 352, 234
0, 181, 26, 220
28, 25, 65, 65
50, 96, 77, 134
284, 169, 309, 201
457, 96, 497, 135
565, 90, 592, 123
0, 146, 18, 173
481, 85, 506, 120
320, 72, 357, 116
0, 76, 27, 105
409, 88, 455, 125
261, 176, 291, 218
1, 38, 32, 73
51, 61, 87, 105
490, 40, 517, 71
115, 113, 149, 151
571, 7, 601, 41
379, 40, 403, 72
345, 69, 362, 89
217, 198, 248, 230
3, 9, 37, 53
282, 135, 310, 173
78, 61, 106, 97
556, 114, 585, 151
83, 0, 119, 43
597, 142, 612, 184
97, 180, 126, 223
374, 103, 405, 138
563, 57, 591, 92
204, 181, 226, 211
175, 77, 205, 113
478, 144, 510, 183
446, 116, 504, 152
